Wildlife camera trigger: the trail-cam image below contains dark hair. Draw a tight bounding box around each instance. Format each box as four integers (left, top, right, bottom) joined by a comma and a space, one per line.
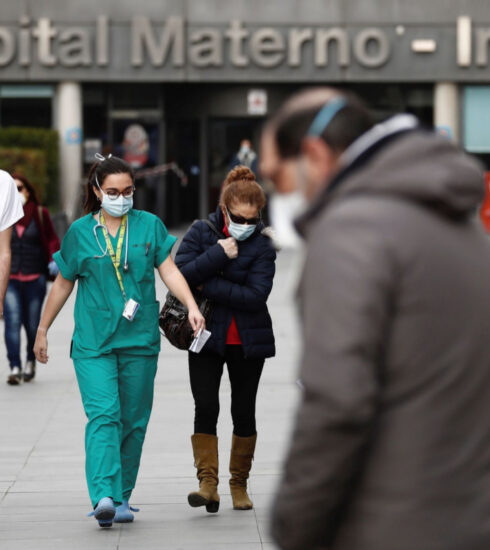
84, 156, 134, 214
11, 173, 40, 205
220, 165, 266, 211
272, 89, 374, 159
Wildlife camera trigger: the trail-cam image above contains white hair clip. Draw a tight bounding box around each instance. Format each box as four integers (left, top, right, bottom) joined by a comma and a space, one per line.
94, 153, 113, 162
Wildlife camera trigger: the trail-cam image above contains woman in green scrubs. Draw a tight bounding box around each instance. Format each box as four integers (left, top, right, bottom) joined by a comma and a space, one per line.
33, 155, 204, 527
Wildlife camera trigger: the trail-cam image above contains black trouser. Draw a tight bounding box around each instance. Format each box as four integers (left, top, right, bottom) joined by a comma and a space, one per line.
189, 345, 264, 437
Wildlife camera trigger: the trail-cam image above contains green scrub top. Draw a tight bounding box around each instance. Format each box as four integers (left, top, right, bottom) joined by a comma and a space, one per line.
53, 209, 177, 359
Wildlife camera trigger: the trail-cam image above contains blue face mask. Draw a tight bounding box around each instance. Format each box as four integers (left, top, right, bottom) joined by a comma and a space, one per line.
228, 220, 256, 241
101, 193, 133, 217
95, 174, 134, 217
226, 208, 257, 241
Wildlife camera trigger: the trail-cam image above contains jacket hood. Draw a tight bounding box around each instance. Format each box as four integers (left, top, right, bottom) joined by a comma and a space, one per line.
297, 116, 485, 233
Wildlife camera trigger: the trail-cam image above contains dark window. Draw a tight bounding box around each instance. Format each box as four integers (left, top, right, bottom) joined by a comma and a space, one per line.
1, 97, 51, 128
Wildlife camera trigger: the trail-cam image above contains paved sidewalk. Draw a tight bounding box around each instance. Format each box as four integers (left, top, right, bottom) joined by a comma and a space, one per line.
0, 243, 303, 550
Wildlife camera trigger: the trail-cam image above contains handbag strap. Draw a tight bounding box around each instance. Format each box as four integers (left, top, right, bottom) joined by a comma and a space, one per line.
193, 218, 226, 239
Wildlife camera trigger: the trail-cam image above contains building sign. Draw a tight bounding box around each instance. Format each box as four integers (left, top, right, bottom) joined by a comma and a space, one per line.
435, 125, 453, 141
248, 89, 267, 116
65, 127, 82, 145
123, 124, 149, 169
0, 15, 489, 81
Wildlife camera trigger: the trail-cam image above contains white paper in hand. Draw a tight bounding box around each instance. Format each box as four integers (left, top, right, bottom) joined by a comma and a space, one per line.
189, 328, 212, 353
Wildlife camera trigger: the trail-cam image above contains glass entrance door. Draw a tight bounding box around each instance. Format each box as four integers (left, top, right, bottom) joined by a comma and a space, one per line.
110, 115, 164, 218
208, 117, 264, 212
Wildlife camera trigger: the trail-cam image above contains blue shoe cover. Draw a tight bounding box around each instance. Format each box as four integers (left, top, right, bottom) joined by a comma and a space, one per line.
87, 497, 116, 527
96, 518, 113, 528
114, 500, 139, 523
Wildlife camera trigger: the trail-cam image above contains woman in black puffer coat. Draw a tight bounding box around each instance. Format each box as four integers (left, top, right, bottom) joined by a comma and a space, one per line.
175, 165, 276, 514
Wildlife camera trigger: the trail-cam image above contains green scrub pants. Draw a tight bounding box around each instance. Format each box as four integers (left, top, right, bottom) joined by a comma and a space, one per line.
73, 352, 158, 507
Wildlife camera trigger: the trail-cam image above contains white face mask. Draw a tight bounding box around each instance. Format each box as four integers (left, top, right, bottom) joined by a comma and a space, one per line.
269, 190, 307, 249
18, 193, 27, 206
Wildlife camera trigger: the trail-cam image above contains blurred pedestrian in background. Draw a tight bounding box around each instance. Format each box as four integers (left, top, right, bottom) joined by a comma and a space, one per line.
0, 171, 24, 322
33, 155, 204, 527
230, 139, 258, 176
261, 88, 490, 550
175, 165, 276, 514
4, 174, 59, 385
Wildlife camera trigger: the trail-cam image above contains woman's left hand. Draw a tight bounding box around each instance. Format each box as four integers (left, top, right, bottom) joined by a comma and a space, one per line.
188, 306, 205, 336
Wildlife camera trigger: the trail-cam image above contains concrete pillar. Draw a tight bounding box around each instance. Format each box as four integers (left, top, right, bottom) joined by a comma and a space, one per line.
434, 82, 460, 144
199, 116, 209, 219
54, 82, 82, 220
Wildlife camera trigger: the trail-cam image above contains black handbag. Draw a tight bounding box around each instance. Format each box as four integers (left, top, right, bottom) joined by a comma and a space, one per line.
159, 291, 213, 350
159, 219, 225, 350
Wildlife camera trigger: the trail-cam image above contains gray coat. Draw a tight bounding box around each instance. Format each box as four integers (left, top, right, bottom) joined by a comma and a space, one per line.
271, 122, 490, 550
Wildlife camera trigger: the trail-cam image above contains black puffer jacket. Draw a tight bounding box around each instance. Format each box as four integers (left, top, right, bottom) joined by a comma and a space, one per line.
175, 207, 276, 359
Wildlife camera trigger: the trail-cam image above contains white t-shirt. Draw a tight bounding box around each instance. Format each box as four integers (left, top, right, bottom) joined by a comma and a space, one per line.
0, 170, 24, 232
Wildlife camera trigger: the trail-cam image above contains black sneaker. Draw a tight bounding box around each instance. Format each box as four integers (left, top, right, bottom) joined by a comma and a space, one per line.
23, 361, 36, 382
7, 366, 22, 385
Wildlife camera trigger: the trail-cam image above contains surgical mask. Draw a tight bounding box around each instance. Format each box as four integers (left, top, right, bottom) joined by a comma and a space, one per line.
228, 219, 256, 241
240, 144, 251, 155
101, 192, 133, 217
269, 190, 307, 249
18, 193, 27, 206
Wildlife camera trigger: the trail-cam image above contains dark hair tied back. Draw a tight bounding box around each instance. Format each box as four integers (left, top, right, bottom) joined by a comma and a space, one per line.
84, 155, 134, 214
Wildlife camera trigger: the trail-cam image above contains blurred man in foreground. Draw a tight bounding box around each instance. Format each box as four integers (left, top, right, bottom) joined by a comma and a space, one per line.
261, 88, 490, 550
0, 171, 24, 319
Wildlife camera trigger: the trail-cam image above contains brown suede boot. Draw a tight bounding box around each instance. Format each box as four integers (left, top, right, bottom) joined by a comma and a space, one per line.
229, 433, 257, 510
188, 433, 220, 513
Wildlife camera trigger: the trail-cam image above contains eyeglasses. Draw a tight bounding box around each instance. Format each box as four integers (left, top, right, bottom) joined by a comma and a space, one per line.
94, 173, 135, 200
17, 185, 24, 192
226, 207, 260, 225
103, 187, 135, 200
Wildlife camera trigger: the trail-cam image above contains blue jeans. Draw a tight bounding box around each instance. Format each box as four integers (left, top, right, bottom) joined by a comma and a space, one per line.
4, 275, 47, 369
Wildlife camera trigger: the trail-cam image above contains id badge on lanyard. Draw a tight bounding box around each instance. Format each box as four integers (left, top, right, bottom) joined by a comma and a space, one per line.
122, 299, 140, 321
99, 213, 140, 322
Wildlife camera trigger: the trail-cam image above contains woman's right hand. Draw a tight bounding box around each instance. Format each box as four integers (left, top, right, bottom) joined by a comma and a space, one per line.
34, 328, 49, 364
218, 237, 238, 259
188, 306, 206, 336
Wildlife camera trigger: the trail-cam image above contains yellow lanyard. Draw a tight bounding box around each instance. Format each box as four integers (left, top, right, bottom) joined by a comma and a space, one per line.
100, 213, 128, 302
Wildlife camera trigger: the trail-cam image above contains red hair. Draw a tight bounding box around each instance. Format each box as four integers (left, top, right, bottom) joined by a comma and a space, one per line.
220, 165, 266, 211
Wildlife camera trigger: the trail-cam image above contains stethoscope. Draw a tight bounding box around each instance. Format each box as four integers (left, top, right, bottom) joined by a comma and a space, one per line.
93, 211, 130, 273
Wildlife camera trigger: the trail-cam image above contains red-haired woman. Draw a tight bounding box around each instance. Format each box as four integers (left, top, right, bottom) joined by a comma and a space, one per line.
175, 165, 276, 513
4, 174, 59, 385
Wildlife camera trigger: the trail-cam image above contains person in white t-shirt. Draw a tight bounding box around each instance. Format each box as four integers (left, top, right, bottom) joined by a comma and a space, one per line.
0, 171, 24, 319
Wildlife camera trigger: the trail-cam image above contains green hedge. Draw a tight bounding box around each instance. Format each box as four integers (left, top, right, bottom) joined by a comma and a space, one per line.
0, 148, 49, 201
0, 127, 59, 208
